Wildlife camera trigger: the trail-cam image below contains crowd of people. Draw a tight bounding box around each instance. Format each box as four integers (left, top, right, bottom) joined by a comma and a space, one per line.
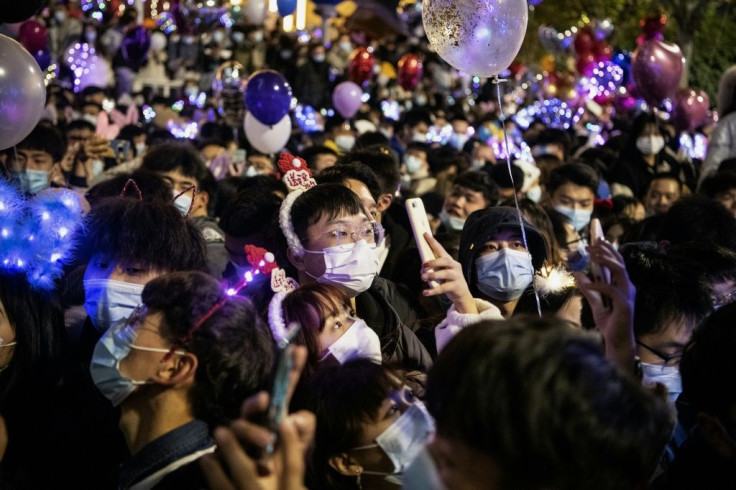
1, 2, 736, 489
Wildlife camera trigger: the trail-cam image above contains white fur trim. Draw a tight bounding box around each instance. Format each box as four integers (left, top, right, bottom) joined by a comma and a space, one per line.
268, 291, 289, 342
435, 298, 503, 353
279, 188, 305, 257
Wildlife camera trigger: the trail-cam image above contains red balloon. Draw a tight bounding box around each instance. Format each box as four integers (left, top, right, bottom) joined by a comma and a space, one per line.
594, 43, 612, 63
576, 52, 597, 77
641, 15, 667, 40
18, 19, 47, 53
672, 88, 710, 132
348, 47, 375, 86
631, 40, 684, 107
573, 27, 595, 55
397, 54, 423, 90
508, 60, 526, 79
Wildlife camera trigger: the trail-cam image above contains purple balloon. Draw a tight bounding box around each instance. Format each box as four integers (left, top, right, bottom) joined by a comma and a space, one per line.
0, 34, 46, 150
672, 88, 710, 133
244, 70, 293, 126
631, 40, 684, 107
33, 48, 51, 71
332, 82, 363, 119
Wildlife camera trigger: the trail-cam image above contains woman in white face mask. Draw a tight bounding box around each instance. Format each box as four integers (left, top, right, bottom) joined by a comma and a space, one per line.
301, 360, 435, 489
280, 283, 383, 371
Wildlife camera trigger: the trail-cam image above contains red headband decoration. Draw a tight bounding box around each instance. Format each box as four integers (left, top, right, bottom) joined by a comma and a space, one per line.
278, 152, 316, 192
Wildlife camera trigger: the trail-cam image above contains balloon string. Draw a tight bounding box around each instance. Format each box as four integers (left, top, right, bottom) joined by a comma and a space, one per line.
493, 76, 542, 317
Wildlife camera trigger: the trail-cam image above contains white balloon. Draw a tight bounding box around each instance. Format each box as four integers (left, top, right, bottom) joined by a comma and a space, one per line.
150, 31, 167, 53
244, 112, 291, 154
244, 0, 267, 24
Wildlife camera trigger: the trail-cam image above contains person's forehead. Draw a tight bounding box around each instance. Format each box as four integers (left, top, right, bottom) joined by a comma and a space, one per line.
650, 179, 679, 191
311, 211, 369, 229
17, 148, 52, 159
161, 169, 197, 185
345, 179, 375, 202
554, 182, 594, 197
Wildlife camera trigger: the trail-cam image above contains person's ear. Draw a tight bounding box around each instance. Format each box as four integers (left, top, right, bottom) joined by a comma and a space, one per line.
328, 452, 363, 477
657, 239, 671, 254
196, 189, 209, 210
377, 193, 393, 214
287, 247, 306, 271
154, 352, 198, 386
697, 412, 736, 459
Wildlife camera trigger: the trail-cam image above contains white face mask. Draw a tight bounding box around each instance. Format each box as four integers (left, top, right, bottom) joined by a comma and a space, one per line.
353, 402, 436, 483
91, 159, 105, 177
636, 136, 665, 156
83, 113, 99, 126
54, 10, 67, 23
305, 240, 379, 297
84, 279, 144, 332
312, 54, 326, 63
411, 132, 428, 143
213, 31, 225, 44
323, 318, 382, 364
335, 134, 356, 152
405, 155, 423, 174
135, 143, 146, 155
172, 189, 194, 216
253, 31, 264, 43
86, 31, 97, 43
525, 185, 542, 203
641, 363, 682, 403
439, 208, 465, 232
471, 158, 486, 170
339, 41, 352, 52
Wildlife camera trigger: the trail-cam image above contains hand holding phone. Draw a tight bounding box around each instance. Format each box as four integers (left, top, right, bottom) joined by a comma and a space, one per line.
589, 218, 612, 310
406, 198, 439, 288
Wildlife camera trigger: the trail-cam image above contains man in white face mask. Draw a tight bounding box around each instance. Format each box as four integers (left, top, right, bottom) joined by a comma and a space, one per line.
438, 171, 498, 234
140, 144, 230, 278
284, 184, 432, 371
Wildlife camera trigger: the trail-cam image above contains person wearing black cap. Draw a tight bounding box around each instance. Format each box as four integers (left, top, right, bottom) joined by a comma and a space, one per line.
422, 207, 548, 352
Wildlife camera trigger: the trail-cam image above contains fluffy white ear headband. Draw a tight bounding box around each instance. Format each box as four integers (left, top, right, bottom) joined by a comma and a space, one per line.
276, 153, 316, 258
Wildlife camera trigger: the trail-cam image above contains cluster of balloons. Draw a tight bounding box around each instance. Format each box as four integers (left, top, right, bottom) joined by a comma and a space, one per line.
574, 26, 613, 76
243, 70, 293, 154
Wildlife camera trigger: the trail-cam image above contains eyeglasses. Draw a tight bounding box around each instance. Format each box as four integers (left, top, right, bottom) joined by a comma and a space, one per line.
309, 221, 385, 249
636, 340, 683, 367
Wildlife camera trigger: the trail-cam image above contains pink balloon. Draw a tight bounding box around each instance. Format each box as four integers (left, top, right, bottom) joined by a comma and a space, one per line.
0, 34, 46, 150
18, 19, 47, 52
672, 88, 710, 132
631, 40, 684, 107
332, 82, 363, 119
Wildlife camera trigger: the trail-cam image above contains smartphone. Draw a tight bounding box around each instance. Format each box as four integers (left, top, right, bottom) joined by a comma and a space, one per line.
230, 148, 246, 167
262, 322, 301, 457
589, 218, 612, 310
406, 198, 439, 289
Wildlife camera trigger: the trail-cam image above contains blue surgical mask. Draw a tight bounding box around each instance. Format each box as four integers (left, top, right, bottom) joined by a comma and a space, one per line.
641, 363, 682, 403
566, 239, 590, 272
439, 208, 465, 232
554, 205, 592, 232
90, 313, 185, 406
172, 189, 194, 216
475, 248, 534, 301
404, 446, 447, 490
84, 279, 144, 332
91, 159, 105, 177
12, 169, 51, 195
449, 132, 469, 150
244, 165, 260, 177
405, 155, 423, 174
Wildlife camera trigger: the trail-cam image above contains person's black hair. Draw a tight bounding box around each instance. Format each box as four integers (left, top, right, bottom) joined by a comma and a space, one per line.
65, 119, 96, 134
402, 108, 432, 130
290, 184, 367, 248
140, 143, 218, 215
530, 128, 570, 160
16, 122, 65, 163
82, 196, 208, 273
699, 171, 736, 199
338, 147, 401, 197
577, 147, 617, 172
546, 162, 599, 196
545, 208, 572, 251
428, 146, 469, 175
612, 195, 642, 217
324, 116, 349, 135
425, 317, 675, 490
85, 170, 173, 208
680, 302, 736, 418
219, 190, 282, 239
142, 271, 275, 428
301, 360, 402, 490
300, 145, 338, 172
717, 156, 736, 174
658, 196, 736, 250
450, 170, 499, 206
146, 129, 176, 147
668, 241, 736, 286
355, 131, 389, 149
316, 163, 381, 203
0, 272, 64, 408
198, 122, 233, 146
117, 124, 147, 141
490, 163, 524, 191
648, 172, 682, 191
406, 141, 431, 156
620, 242, 712, 338
514, 199, 564, 266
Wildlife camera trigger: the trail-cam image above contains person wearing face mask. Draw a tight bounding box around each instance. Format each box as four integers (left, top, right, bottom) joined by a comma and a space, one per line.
546, 162, 599, 235
283, 184, 432, 371
300, 360, 435, 489
610, 113, 683, 199
140, 143, 229, 278
280, 284, 382, 375
326, 33, 352, 74
231, 26, 266, 72
401, 142, 436, 196
408, 318, 674, 490
48, 1, 83, 60
90, 271, 276, 488
436, 171, 498, 234
619, 242, 713, 403
294, 43, 331, 109
323, 118, 357, 155
8, 123, 66, 195
389, 109, 433, 161
432, 207, 548, 335
448, 114, 471, 151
